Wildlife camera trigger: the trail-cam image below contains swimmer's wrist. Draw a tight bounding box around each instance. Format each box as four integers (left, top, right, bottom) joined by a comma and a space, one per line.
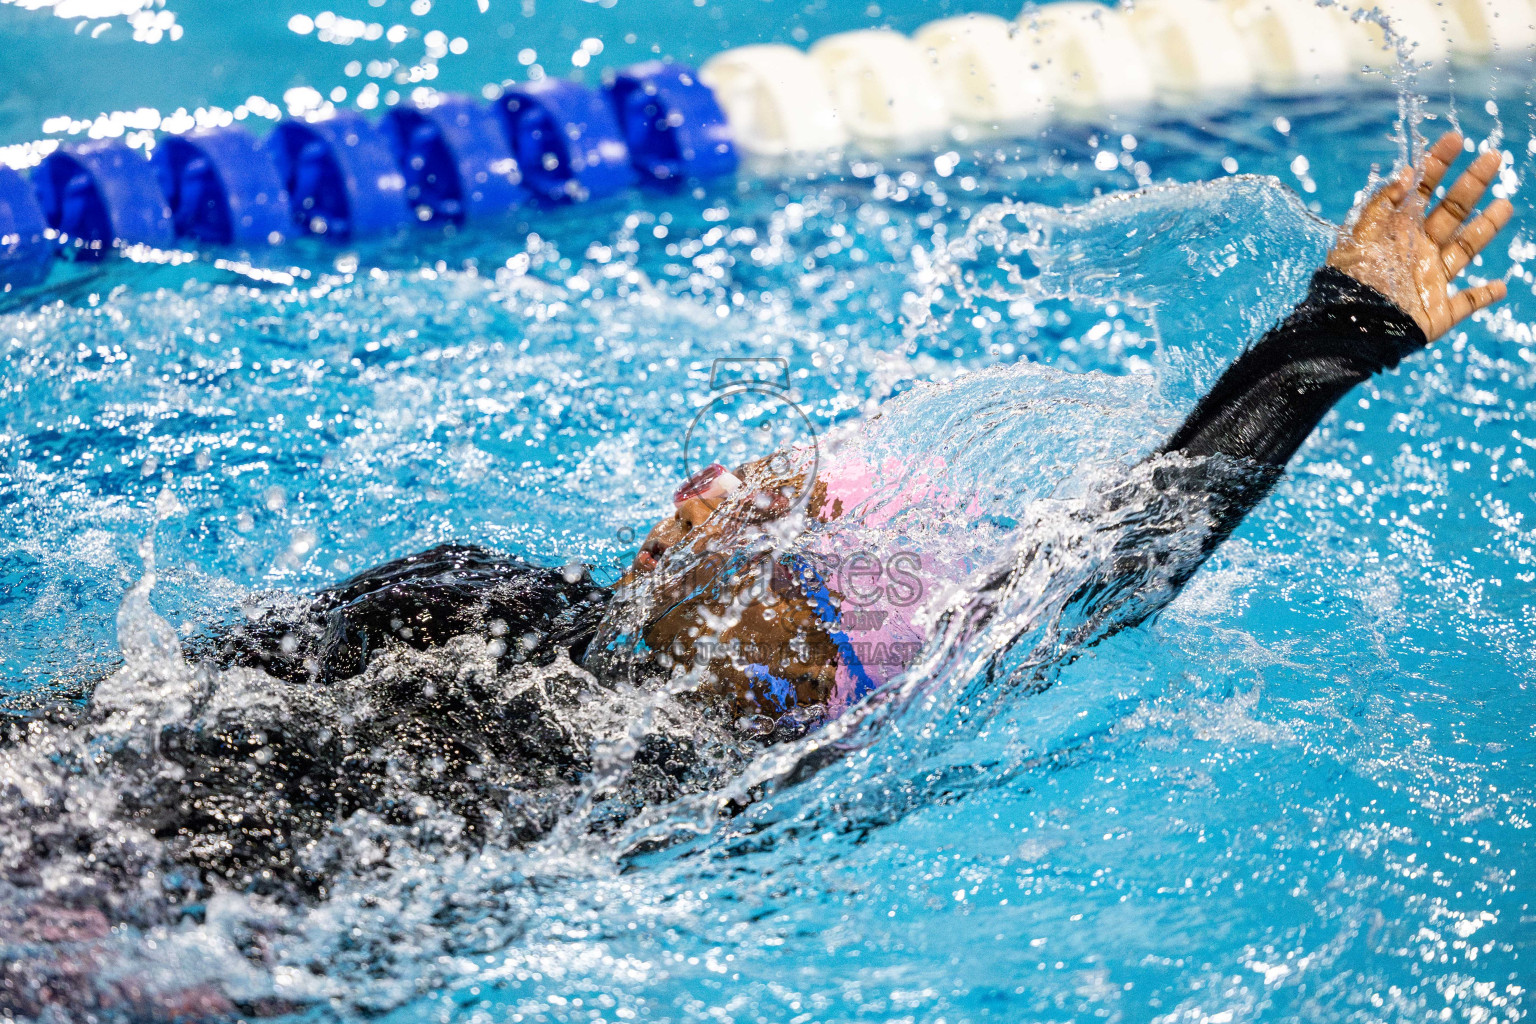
1322, 253, 1430, 337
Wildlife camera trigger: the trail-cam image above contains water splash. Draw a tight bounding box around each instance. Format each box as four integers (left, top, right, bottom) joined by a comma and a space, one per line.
1, 95, 1533, 1024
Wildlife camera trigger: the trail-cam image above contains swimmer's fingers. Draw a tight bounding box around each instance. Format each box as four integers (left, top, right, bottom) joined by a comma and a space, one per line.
1442, 198, 1514, 277
1446, 279, 1509, 327
1426, 147, 1502, 245
1361, 134, 1457, 220
1415, 131, 1465, 201
1363, 167, 1413, 217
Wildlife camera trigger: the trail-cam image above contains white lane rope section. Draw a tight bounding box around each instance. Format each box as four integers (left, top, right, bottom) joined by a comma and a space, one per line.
913, 14, 1055, 127
809, 29, 951, 143
707, 0, 1529, 155
699, 44, 850, 156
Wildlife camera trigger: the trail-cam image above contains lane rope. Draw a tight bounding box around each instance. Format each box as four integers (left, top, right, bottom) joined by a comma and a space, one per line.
0, 0, 1520, 293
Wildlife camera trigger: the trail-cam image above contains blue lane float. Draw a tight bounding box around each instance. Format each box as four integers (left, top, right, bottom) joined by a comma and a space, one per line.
265, 112, 409, 240
0, 165, 51, 291
4, 62, 736, 288
380, 95, 527, 225
33, 142, 174, 260
497, 79, 635, 203
153, 127, 290, 247
606, 61, 738, 182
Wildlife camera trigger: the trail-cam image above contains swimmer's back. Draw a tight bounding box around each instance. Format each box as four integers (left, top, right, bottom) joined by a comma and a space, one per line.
200, 543, 611, 686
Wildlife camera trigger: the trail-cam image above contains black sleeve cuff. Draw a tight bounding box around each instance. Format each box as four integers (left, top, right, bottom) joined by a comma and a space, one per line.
1289, 265, 1428, 373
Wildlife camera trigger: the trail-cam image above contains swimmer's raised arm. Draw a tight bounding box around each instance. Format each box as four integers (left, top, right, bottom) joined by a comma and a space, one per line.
619, 133, 1514, 710
973, 132, 1515, 669
638, 133, 1511, 579
1158, 131, 1510, 474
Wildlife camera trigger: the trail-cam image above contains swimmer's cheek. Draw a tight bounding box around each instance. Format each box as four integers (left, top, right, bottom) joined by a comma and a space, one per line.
707, 659, 839, 720
640, 581, 839, 714
687, 598, 841, 714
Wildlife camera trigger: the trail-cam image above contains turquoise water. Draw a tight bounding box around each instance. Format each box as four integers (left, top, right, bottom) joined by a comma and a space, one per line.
2, 2, 1535, 1022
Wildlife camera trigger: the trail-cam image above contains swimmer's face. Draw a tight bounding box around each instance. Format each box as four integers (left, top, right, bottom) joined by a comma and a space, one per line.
627, 461, 798, 575
632, 496, 721, 573
631, 463, 744, 574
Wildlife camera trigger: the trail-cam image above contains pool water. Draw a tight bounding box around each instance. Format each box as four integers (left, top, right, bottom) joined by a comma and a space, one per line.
2, 2, 1535, 1022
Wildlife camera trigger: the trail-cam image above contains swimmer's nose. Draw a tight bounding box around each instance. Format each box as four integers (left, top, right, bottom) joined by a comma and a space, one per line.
675, 496, 720, 528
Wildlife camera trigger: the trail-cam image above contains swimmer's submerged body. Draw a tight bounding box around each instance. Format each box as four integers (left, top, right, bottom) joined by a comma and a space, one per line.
0, 134, 1514, 1009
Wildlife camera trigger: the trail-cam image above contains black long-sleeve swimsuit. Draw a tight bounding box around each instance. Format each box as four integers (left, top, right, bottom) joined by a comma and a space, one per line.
5, 267, 1427, 909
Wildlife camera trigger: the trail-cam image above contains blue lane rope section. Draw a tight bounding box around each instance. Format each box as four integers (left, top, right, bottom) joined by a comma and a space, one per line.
33, 140, 175, 260
608, 61, 737, 183
266, 111, 412, 240
153, 128, 291, 246
381, 95, 528, 224
499, 78, 636, 202
0, 59, 736, 293
0, 165, 52, 290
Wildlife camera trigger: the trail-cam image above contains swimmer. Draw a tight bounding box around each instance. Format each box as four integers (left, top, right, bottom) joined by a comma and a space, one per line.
605, 130, 1514, 722
4, 133, 1508, 939
217, 132, 1511, 725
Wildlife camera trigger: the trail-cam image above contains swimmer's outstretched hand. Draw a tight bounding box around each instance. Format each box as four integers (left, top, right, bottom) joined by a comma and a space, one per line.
1327, 131, 1512, 343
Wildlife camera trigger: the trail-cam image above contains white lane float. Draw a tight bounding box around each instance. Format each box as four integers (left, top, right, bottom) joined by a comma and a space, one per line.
1445, 0, 1536, 56
911, 14, 1054, 127
698, 44, 848, 156
1225, 0, 1355, 92
1123, 0, 1257, 96
1015, 2, 1159, 112
809, 29, 951, 144
1330, 0, 1457, 73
